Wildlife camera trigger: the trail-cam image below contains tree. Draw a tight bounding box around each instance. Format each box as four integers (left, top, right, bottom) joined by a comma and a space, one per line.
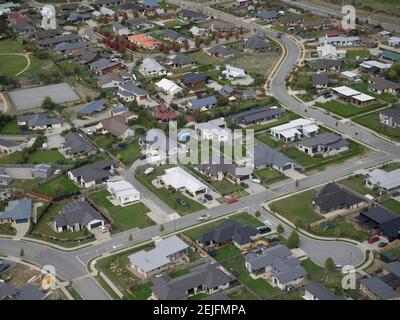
128, 233, 133, 241
287, 230, 299, 248
334, 227, 342, 237
195, 37, 201, 48
325, 257, 335, 272
277, 224, 284, 234
255, 211, 261, 218
41, 96, 57, 111
20, 247, 25, 257
159, 224, 165, 233
294, 218, 302, 229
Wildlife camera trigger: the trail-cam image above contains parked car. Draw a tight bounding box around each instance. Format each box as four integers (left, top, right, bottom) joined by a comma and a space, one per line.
225, 197, 239, 204
251, 176, 261, 184
240, 182, 249, 189
323, 110, 330, 115
335, 263, 343, 270
368, 236, 380, 244
378, 242, 388, 248
198, 197, 207, 204
323, 92, 332, 99
0, 261, 10, 272
144, 167, 154, 175
98, 225, 107, 233
204, 194, 213, 201
258, 226, 271, 234
197, 213, 210, 221
176, 198, 188, 207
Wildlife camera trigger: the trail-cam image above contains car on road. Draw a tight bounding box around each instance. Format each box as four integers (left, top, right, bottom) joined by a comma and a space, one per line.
251, 176, 261, 184
378, 241, 388, 248
335, 263, 343, 270
368, 236, 380, 244
258, 226, 272, 234
323, 110, 330, 115
204, 194, 213, 201
225, 197, 239, 204
98, 225, 107, 233
144, 167, 154, 175
240, 182, 249, 189
0, 261, 10, 272
197, 213, 210, 221
176, 198, 188, 207
198, 197, 207, 204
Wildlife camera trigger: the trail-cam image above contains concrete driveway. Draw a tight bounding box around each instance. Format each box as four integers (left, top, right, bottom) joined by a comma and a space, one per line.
4, 168, 34, 180
45, 125, 70, 149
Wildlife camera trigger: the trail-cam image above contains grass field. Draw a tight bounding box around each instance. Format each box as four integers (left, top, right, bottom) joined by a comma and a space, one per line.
345, 50, 369, 61
269, 190, 322, 226
212, 243, 242, 262
381, 198, 400, 215
0, 54, 28, 76
0, 149, 72, 165
315, 101, 386, 118
311, 218, 368, 242
254, 167, 287, 186
88, 190, 154, 233
340, 175, 379, 197
256, 134, 284, 148
0, 223, 16, 236
111, 140, 141, 166
34, 175, 79, 198
353, 110, 400, 141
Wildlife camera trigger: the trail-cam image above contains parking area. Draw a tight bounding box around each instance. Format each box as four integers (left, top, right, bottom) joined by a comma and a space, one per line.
45, 124, 71, 149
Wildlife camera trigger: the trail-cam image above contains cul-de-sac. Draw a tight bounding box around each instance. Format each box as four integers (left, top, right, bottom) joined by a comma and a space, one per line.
0, 0, 400, 302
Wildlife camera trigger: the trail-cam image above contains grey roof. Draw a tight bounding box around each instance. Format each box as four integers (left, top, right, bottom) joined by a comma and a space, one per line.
255, 10, 281, 20
243, 36, 268, 50
0, 198, 32, 221
170, 54, 195, 67
37, 33, 82, 47
197, 157, 252, 179
32, 163, 51, 173
181, 72, 208, 86
207, 45, 237, 57
251, 143, 296, 168
314, 183, 364, 212
17, 113, 61, 127
370, 77, 400, 91
179, 9, 205, 20
0, 282, 45, 300
309, 59, 342, 70
128, 235, 189, 273
127, 17, 153, 28
360, 277, 400, 300
140, 128, 178, 153
119, 83, 149, 96
78, 100, 106, 115
190, 96, 217, 109
197, 219, 258, 246
112, 22, 126, 30
62, 132, 97, 155
305, 282, 345, 300
360, 206, 398, 225
0, 139, 19, 148
380, 217, 400, 239
231, 105, 284, 125
384, 261, 400, 278
299, 132, 348, 148
53, 200, 105, 229
90, 58, 120, 72
151, 263, 234, 300
69, 159, 115, 182
141, 57, 165, 73
311, 73, 329, 86
164, 29, 185, 40
380, 108, 400, 123
143, 0, 159, 8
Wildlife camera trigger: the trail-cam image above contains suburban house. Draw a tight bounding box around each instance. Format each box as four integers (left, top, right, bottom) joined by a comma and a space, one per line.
94, 0, 122, 7
31, 164, 51, 179
309, 59, 342, 72
52, 199, 106, 233
388, 36, 400, 47
316, 42, 346, 59
189, 26, 207, 38
244, 245, 307, 291
160, 167, 208, 197
78, 100, 106, 118
68, 159, 116, 188
222, 65, 246, 81
89, 58, 121, 75
139, 128, 181, 159
207, 45, 237, 58
303, 282, 345, 300
112, 22, 130, 36
250, 143, 298, 172
197, 219, 259, 250
302, 19, 332, 31
270, 119, 319, 143
117, 83, 149, 104
155, 104, 176, 122
242, 36, 268, 52
96, 116, 134, 139
312, 183, 365, 214
98, 72, 130, 90
365, 168, 400, 193
318, 35, 360, 47
0, 198, 32, 224
0, 168, 12, 186
380, 50, 400, 63
163, 29, 187, 44
360, 60, 392, 74
106, 180, 140, 206
355, 206, 400, 242
178, 9, 205, 21
180, 72, 209, 89
332, 86, 376, 107
188, 95, 218, 111
0, 139, 21, 155
340, 70, 361, 83
151, 263, 235, 300
17, 113, 62, 131
62, 132, 97, 159
379, 109, 400, 129
230, 105, 284, 126
0, 282, 45, 300
368, 77, 400, 95
129, 235, 189, 279
37, 33, 82, 49
139, 57, 166, 77
168, 54, 196, 68
155, 78, 182, 96
195, 118, 230, 142
297, 133, 349, 157
311, 73, 329, 89
255, 10, 281, 22
128, 33, 159, 50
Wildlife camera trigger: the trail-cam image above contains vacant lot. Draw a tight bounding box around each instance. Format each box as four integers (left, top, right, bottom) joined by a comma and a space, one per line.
0, 149, 72, 165
254, 167, 286, 186
340, 175, 379, 197
381, 199, 400, 215
315, 101, 386, 118
34, 175, 79, 198
0, 54, 28, 76
88, 190, 154, 233
353, 110, 400, 141
111, 140, 141, 166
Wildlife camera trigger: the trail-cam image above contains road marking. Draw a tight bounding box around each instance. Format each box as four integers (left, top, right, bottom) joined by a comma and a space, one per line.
75, 256, 85, 266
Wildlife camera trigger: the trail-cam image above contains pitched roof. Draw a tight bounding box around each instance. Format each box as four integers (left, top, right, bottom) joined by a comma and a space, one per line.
251, 143, 296, 168
62, 132, 97, 155
207, 45, 237, 57
366, 168, 400, 190
141, 57, 165, 73
78, 100, 106, 115
360, 277, 400, 300
305, 282, 345, 300
380, 108, 400, 123
53, 200, 105, 228
311, 73, 329, 85
100, 117, 130, 137
230, 105, 284, 124
170, 54, 195, 66
384, 261, 400, 278
17, 113, 61, 127
189, 95, 217, 109
0, 198, 32, 221
309, 59, 342, 69
69, 159, 115, 182
370, 77, 400, 90
181, 72, 208, 86
243, 36, 268, 50
299, 132, 348, 148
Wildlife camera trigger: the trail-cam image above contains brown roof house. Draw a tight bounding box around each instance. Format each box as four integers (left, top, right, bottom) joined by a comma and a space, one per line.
368, 77, 400, 95
96, 113, 135, 140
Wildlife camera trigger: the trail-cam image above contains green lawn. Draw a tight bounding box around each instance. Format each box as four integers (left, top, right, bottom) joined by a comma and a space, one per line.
88, 190, 154, 233
345, 49, 369, 61
381, 198, 400, 215
340, 175, 379, 197
300, 259, 325, 281
223, 257, 279, 299
213, 243, 242, 262
311, 218, 368, 242
0, 149, 71, 165
0, 223, 16, 236
90, 134, 117, 150
111, 140, 141, 166
34, 175, 79, 198
187, 50, 225, 65
0, 54, 28, 76
254, 167, 287, 186
135, 165, 205, 215
184, 212, 263, 241
0, 39, 24, 53
7, 179, 39, 190
209, 179, 243, 196
380, 162, 400, 172
0, 120, 28, 134
315, 101, 386, 118
228, 287, 257, 300
353, 111, 400, 141
163, 19, 187, 29
256, 134, 284, 148
269, 190, 322, 226
351, 82, 397, 103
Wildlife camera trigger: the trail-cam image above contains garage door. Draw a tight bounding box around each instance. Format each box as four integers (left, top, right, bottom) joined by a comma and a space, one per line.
15, 218, 29, 224
89, 222, 103, 229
